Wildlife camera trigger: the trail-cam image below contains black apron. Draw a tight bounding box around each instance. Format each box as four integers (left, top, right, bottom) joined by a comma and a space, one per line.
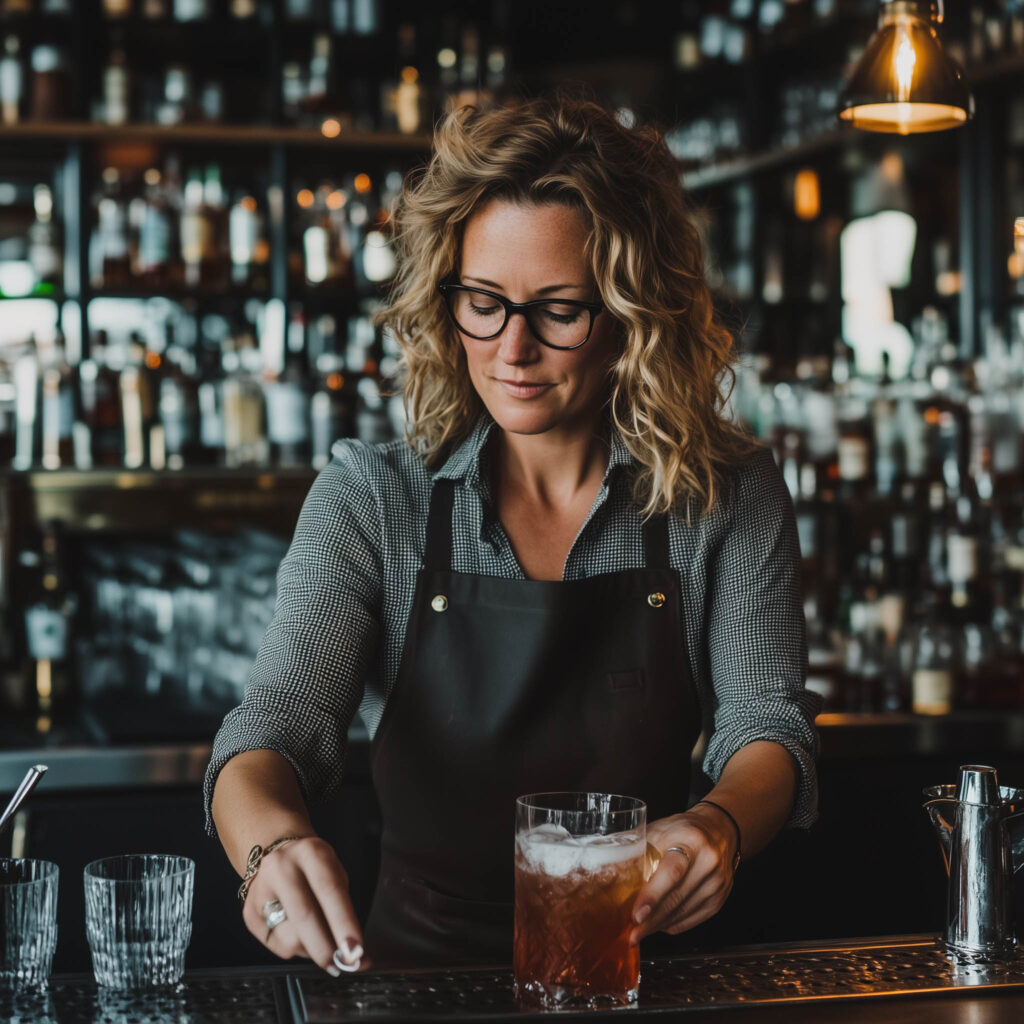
366, 477, 701, 967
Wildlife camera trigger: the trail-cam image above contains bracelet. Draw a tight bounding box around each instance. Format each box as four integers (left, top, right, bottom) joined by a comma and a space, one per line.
237, 835, 305, 905
693, 799, 742, 872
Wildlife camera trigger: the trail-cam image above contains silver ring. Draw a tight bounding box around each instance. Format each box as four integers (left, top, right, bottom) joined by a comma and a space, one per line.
665, 846, 692, 860
262, 898, 287, 932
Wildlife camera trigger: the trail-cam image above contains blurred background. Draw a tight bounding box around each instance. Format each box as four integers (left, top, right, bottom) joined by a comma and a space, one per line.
1, 0, 1023, 972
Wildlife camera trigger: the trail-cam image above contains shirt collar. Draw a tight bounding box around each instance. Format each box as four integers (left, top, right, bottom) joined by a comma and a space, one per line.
432, 413, 635, 489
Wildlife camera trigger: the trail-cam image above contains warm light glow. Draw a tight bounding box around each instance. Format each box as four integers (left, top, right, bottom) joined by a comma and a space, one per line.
145, 351, 161, 370
841, 102, 968, 134
1008, 252, 1024, 278
144, 167, 161, 186
354, 173, 372, 194
437, 47, 457, 69
297, 189, 315, 208
924, 406, 941, 426
36, 659, 52, 711
241, 195, 257, 212
935, 269, 962, 296
326, 189, 346, 211
794, 168, 820, 221
1015, 217, 1024, 253
401, 65, 418, 84
327, 372, 344, 390
321, 118, 341, 139
894, 24, 916, 100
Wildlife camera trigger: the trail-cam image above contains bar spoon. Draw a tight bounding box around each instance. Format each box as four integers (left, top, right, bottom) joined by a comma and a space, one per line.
0, 764, 48, 837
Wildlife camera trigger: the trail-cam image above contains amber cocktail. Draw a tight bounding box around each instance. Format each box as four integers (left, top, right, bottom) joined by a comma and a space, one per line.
513, 792, 646, 1009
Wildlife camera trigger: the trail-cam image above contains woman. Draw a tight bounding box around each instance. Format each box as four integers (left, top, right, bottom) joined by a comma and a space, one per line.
206, 95, 820, 975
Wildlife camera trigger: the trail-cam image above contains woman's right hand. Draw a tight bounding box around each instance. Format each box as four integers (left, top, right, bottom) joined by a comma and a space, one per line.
241, 836, 370, 975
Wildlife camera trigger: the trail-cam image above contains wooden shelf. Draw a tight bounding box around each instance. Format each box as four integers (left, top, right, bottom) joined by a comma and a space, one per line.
0, 122, 433, 151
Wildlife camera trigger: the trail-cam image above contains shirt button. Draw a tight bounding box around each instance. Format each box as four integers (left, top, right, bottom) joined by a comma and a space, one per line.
431, 595, 448, 613
647, 592, 666, 608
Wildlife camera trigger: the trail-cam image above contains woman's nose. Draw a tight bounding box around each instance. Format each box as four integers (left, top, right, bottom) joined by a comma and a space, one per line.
496, 311, 540, 363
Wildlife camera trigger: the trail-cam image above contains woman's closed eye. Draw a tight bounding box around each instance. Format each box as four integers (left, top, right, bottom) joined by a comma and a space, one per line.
540, 305, 584, 324
469, 300, 503, 316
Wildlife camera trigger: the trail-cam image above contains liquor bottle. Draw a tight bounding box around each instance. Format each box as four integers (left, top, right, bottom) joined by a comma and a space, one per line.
0, 35, 23, 125
311, 353, 356, 468
222, 332, 267, 467
0, 359, 15, 465
27, 183, 62, 291
229, 191, 267, 289
103, 0, 132, 16
29, 44, 69, 121
91, 167, 132, 289
22, 523, 77, 730
181, 168, 214, 288
264, 312, 312, 467
12, 336, 39, 469
174, 0, 209, 20
159, 327, 201, 469
302, 188, 349, 287
120, 333, 158, 468
78, 332, 124, 467
911, 593, 958, 715
197, 340, 225, 463
202, 164, 228, 287
136, 166, 176, 289
1, 0, 32, 13
302, 33, 336, 119
40, 330, 75, 469
101, 41, 131, 125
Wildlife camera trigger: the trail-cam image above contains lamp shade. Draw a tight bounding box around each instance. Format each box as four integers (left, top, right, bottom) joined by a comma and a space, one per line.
838, 1, 974, 134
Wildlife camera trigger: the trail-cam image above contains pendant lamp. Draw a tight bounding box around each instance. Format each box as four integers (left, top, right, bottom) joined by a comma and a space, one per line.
838, 1, 974, 134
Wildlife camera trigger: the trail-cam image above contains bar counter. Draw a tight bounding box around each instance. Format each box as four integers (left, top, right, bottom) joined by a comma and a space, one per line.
4, 936, 1023, 1024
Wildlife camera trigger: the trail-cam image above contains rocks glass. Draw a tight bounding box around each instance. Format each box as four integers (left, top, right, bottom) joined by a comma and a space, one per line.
84, 854, 194, 989
513, 792, 647, 1009
0, 858, 59, 991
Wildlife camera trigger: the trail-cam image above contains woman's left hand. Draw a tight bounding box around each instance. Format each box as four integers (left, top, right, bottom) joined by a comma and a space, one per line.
630, 806, 739, 943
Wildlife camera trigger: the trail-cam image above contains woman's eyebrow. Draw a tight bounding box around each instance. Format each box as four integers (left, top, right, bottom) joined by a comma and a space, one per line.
462, 276, 588, 294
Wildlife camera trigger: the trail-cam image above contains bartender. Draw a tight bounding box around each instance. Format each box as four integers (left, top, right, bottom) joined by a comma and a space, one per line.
205, 95, 821, 975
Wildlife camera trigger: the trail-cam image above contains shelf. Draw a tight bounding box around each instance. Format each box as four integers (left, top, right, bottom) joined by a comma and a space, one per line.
2, 466, 318, 534
683, 128, 853, 191
0, 122, 433, 151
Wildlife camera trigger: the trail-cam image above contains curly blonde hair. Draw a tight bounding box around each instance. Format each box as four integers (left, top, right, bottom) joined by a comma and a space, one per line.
377, 94, 757, 517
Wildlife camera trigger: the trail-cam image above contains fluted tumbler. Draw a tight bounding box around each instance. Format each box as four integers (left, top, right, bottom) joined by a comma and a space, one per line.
84, 854, 194, 989
0, 858, 59, 991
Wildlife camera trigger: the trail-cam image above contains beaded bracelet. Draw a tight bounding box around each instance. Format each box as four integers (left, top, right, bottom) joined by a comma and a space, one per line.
237, 835, 305, 904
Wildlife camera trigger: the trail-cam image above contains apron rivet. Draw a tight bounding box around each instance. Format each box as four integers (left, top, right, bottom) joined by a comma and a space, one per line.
647, 592, 666, 608
431, 595, 449, 612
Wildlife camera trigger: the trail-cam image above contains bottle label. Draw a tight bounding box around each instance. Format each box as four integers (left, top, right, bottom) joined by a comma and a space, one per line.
912, 669, 953, 715
25, 604, 68, 661
837, 436, 869, 481
947, 534, 978, 584
266, 382, 310, 445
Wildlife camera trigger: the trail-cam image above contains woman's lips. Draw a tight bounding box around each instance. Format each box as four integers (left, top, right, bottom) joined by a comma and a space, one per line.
495, 379, 552, 399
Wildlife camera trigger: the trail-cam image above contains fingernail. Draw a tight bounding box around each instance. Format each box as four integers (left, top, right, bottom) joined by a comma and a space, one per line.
326, 965, 341, 978
634, 904, 650, 925
333, 940, 364, 972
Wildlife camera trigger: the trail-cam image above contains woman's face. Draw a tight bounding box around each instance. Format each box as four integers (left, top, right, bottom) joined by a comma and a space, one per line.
456, 199, 618, 440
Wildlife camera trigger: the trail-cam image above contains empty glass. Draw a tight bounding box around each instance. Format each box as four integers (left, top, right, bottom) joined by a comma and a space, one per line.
0, 858, 59, 991
84, 854, 194, 989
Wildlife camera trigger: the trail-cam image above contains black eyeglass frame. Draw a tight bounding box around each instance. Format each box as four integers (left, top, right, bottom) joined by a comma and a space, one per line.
438, 283, 605, 351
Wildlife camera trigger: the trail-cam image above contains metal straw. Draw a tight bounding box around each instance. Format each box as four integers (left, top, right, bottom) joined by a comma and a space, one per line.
0, 765, 48, 837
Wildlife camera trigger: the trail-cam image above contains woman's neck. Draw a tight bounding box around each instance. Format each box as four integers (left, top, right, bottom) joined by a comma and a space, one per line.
494, 422, 610, 511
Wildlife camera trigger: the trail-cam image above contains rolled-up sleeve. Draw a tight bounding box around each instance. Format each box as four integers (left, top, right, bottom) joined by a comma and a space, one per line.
701, 448, 821, 829
203, 444, 383, 836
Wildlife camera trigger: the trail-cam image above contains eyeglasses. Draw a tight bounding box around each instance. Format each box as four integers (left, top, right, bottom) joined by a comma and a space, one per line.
438, 283, 604, 351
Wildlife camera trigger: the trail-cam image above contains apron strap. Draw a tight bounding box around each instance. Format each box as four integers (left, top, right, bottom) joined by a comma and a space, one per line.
424, 478, 456, 571
642, 514, 671, 571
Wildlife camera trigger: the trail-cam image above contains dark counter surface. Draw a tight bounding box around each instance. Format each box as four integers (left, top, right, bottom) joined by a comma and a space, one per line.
2, 711, 1021, 793
3, 936, 1023, 1024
